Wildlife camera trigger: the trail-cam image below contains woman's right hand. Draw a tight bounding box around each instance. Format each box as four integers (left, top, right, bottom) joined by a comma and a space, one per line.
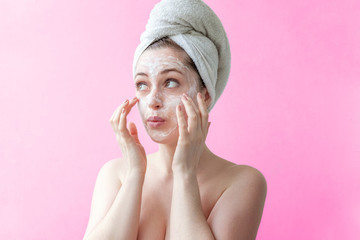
109, 97, 147, 177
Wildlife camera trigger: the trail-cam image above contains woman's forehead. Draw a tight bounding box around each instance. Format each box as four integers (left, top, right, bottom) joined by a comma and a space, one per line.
137, 47, 189, 67
139, 50, 186, 64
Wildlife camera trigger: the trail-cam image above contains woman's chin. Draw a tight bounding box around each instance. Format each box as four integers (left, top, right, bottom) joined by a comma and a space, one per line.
146, 127, 179, 144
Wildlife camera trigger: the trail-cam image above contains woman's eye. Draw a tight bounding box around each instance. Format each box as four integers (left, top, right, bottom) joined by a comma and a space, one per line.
136, 82, 149, 91
165, 79, 179, 88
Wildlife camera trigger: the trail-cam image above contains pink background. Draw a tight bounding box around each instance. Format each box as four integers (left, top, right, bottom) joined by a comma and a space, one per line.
1, 0, 359, 239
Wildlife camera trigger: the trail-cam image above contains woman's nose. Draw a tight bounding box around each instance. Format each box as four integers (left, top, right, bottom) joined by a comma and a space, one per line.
148, 90, 163, 110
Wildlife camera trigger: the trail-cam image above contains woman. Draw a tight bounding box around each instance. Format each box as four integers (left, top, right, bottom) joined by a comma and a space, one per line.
83, 0, 266, 239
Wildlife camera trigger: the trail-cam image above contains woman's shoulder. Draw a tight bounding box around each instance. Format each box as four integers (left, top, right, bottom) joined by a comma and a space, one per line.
100, 158, 126, 183
209, 157, 267, 214
212, 156, 267, 190
232, 164, 267, 191
232, 163, 266, 182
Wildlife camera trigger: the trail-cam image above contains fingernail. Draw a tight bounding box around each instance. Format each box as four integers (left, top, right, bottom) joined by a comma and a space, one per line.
178, 104, 182, 111
132, 97, 137, 101
124, 99, 129, 104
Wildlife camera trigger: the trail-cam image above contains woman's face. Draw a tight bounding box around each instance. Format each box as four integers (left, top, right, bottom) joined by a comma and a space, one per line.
134, 47, 201, 144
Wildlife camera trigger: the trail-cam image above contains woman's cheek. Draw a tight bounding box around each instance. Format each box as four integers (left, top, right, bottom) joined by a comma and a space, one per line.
165, 96, 182, 114
137, 96, 149, 120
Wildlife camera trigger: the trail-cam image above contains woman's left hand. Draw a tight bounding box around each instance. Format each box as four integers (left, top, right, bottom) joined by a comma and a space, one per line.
172, 92, 210, 174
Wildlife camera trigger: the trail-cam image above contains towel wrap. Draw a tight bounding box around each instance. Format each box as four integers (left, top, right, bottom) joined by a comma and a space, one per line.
133, 0, 231, 111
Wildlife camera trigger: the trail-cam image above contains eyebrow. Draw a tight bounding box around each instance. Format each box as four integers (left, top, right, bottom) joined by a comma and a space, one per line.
135, 68, 184, 79
134, 72, 148, 79
160, 68, 184, 75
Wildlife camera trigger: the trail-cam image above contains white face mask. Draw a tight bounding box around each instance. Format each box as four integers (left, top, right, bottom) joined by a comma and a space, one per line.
134, 47, 200, 143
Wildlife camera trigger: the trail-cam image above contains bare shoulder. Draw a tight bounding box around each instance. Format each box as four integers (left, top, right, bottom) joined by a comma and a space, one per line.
100, 157, 126, 183
101, 158, 119, 171
212, 157, 267, 191
230, 164, 267, 204
231, 164, 267, 189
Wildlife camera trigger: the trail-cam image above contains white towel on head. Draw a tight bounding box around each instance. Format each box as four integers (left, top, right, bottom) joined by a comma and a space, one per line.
133, 0, 231, 111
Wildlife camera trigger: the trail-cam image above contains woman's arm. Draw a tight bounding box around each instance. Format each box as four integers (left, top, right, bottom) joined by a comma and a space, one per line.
169, 169, 215, 239
83, 97, 147, 240
168, 93, 215, 239
83, 164, 145, 240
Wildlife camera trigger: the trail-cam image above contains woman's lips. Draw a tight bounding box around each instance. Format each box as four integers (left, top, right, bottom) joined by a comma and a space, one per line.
147, 116, 166, 128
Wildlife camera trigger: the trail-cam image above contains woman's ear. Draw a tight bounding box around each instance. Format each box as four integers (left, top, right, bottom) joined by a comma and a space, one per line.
201, 88, 212, 109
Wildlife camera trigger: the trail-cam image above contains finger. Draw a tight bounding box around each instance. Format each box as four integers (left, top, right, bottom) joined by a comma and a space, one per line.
110, 100, 129, 132
128, 122, 141, 144
197, 92, 209, 134
110, 100, 128, 122
181, 93, 200, 132
118, 106, 131, 139
186, 93, 201, 117
176, 104, 188, 137
116, 97, 139, 138
122, 97, 139, 115
109, 106, 121, 122
206, 122, 211, 138
127, 97, 139, 111
118, 97, 138, 130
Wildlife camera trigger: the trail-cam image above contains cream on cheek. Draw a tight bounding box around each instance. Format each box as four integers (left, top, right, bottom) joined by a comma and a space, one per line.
136, 55, 199, 139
